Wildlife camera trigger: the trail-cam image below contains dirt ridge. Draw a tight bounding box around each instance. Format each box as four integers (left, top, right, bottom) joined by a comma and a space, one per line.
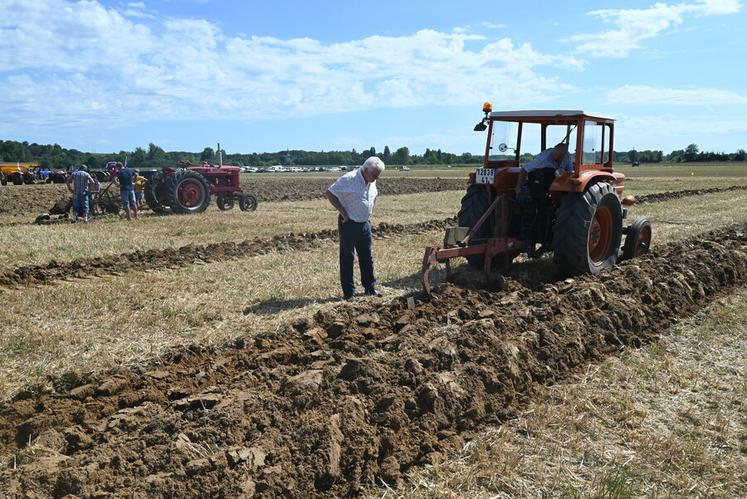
0, 218, 457, 288
1, 223, 746, 497
635, 184, 747, 203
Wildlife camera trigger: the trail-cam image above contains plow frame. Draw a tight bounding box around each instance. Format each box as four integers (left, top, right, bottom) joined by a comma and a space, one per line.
420, 192, 529, 295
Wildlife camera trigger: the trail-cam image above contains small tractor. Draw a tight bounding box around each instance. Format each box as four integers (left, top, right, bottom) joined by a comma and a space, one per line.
144, 159, 258, 214
420, 105, 652, 294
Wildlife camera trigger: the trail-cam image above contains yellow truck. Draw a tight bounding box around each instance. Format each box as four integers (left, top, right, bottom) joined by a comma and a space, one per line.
0, 162, 39, 185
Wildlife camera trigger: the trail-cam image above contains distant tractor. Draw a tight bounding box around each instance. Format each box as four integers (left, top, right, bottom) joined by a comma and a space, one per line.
0, 163, 38, 185
420, 105, 652, 294
144, 160, 258, 214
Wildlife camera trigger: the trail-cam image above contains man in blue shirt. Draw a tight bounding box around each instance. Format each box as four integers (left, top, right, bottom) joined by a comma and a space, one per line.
66, 165, 95, 223
115, 165, 138, 220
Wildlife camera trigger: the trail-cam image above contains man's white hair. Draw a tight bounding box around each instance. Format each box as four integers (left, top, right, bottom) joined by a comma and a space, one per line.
362, 156, 385, 174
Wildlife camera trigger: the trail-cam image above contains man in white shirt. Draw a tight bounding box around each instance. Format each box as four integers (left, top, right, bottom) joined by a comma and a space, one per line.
326, 156, 385, 300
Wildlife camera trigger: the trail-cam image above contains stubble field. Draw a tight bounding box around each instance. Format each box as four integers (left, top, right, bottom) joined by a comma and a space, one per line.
0, 163, 745, 497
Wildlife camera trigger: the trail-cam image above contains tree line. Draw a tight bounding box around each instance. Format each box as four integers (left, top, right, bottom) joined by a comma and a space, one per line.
0, 140, 744, 170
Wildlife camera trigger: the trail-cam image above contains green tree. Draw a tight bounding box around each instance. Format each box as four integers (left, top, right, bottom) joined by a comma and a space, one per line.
383, 145, 391, 159
131, 147, 146, 166
200, 147, 215, 162
684, 143, 699, 162
147, 143, 166, 162
393, 146, 410, 165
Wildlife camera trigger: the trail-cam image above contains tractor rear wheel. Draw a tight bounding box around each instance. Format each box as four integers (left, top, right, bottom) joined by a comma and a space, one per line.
457, 184, 493, 268
166, 169, 211, 214
144, 171, 168, 213
239, 193, 258, 212
553, 182, 623, 274
217, 196, 235, 211
621, 218, 652, 260
12, 174, 22, 185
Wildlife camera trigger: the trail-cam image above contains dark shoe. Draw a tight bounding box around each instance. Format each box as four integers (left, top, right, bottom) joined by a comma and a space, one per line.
343, 293, 355, 301
365, 289, 382, 297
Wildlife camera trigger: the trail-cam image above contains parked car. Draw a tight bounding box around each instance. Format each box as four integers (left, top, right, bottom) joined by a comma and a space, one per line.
399, 165, 411, 171
241, 166, 259, 173
266, 165, 287, 173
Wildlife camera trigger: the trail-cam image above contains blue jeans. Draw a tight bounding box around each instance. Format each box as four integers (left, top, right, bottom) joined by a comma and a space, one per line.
120, 187, 136, 208
338, 217, 376, 298
72, 192, 89, 217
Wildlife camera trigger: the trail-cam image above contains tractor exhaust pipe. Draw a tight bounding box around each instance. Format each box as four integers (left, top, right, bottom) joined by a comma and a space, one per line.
217, 142, 223, 167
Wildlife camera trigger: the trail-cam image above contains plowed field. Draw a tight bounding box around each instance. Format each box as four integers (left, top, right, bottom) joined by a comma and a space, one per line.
0, 178, 466, 216
1, 224, 746, 497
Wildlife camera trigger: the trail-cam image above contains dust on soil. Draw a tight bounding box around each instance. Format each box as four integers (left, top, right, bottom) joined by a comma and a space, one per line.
1, 224, 745, 497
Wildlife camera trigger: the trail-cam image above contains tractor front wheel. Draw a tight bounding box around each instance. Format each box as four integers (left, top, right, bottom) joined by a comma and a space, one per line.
621, 218, 652, 260
217, 196, 235, 211
166, 169, 211, 214
457, 184, 492, 268
144, 171, 168, 213
553, 182, 623, 274
239, 193, 258, 212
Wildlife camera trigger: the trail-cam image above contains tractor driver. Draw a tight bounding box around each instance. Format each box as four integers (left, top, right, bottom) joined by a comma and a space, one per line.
515, 143, 574, 247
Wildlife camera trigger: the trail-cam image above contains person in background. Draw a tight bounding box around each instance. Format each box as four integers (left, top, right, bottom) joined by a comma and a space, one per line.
66, 165, 95, 223
88, 173, 101, 217
133, 170, 147, 209
325, 156, 385, 300
115, 164, 138, 220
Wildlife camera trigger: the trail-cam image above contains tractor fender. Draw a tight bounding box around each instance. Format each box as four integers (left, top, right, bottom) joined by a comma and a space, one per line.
550, 171, 624, 195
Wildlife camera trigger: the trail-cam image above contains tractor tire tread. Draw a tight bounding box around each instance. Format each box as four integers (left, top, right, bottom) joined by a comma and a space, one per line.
165, 169, 211, 214
552, 182, 622, 274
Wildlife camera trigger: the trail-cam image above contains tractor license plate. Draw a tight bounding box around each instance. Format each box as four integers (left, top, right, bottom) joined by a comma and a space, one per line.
475, 168, 495, 185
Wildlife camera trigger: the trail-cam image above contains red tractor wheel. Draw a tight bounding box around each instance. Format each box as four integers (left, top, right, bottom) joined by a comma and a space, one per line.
621, 218, 652, 260
553, 182, 623, 274
217, 196, 235, 211
166, 169, 211, 214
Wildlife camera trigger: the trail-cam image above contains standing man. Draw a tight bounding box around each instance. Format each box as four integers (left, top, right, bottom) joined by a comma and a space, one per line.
66, 165, 95, 223
326, 156, 385, 300
115, 164, 138, 220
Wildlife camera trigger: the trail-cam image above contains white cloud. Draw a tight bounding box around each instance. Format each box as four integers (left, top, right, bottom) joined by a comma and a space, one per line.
569, 0, 742, 57
482, 22, 508, 29
606, 85, 747, 105
614, 112, 747, 150
0, 0, 579, 132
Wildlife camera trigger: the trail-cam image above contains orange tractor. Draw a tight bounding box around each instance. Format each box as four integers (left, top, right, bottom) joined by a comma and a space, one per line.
420, 105, 652, 294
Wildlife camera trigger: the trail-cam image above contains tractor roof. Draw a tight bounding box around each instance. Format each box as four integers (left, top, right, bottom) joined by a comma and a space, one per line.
489, 110, 614, 123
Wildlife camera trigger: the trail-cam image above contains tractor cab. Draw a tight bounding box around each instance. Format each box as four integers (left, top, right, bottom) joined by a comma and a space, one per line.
420, 104, 651, 295
472, 106, 623, 196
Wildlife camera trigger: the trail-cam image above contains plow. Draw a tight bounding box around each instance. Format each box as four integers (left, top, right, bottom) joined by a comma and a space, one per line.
420, 105, 652, 294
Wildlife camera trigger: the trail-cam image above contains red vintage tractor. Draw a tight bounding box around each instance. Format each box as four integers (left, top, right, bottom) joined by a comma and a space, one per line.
420, 105, 652, 294
144, 160, 258, 214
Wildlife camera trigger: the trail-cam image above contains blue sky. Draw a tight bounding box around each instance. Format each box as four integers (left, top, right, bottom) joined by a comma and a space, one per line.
1, 0, 746, 156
